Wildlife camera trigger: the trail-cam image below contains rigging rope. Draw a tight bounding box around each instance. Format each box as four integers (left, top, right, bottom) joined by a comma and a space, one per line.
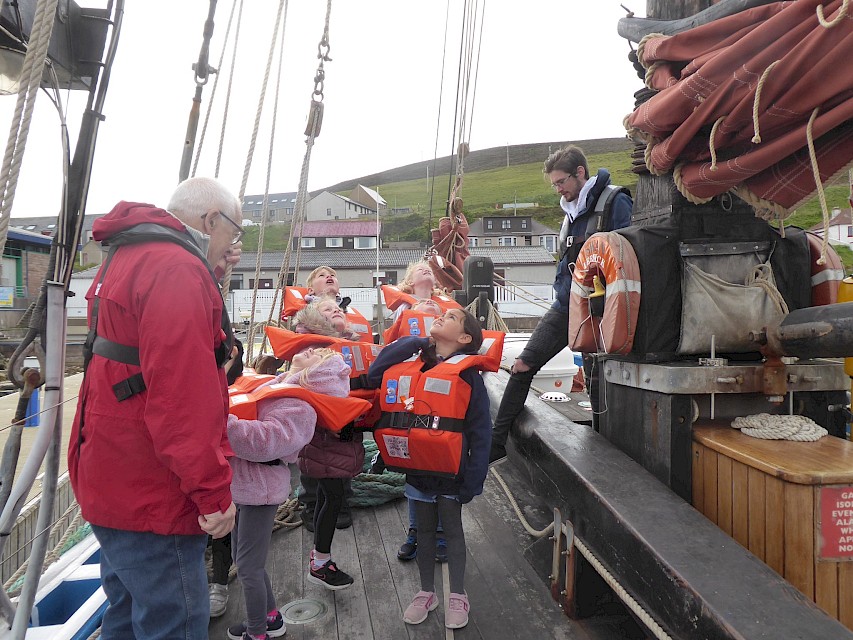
267, 0, 334, 346
0, 0, 60, 266
245, 1, 290, 360
191, 0, 242, 178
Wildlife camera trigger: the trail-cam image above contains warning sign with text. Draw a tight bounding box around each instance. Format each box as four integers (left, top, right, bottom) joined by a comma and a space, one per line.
819, 486, 853, 560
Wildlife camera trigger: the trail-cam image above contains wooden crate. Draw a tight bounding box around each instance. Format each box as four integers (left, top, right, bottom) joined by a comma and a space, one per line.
692, 421, 853, 631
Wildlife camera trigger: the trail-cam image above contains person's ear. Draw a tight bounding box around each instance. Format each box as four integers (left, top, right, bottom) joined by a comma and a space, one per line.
306, 287, 315, 296
204, 210, 218, 233
459, 333, 472, 345
576, 165, 586, 181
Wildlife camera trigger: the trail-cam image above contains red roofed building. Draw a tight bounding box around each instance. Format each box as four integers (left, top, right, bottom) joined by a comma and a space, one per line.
809, 208, 853, 249
293, 219, 381, 251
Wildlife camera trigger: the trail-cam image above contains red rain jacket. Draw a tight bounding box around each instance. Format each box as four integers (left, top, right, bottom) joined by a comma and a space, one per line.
68, 202, 233, 535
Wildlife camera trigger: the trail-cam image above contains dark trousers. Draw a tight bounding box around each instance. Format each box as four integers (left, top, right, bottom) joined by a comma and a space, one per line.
492, 307, 569, 451
299, 475, 353, 508
209, 533, 232, 585
314, 477, 346, 554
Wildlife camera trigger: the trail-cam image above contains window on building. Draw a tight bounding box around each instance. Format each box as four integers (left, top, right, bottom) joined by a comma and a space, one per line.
484, 239, 492, 245
249, 279, 274, 289
521, 219, 528, 229
468, 237, 478, 248
501, 219, 511, 229
327, 237, 343, 248
326, 208, 332, 216
486, 220, 493, 230
499, 236, 517, 247
301, 237, 316, 248
355, 237, 377, 249
540, 235, 557, 252
848, 225, 853, 237
253, 210, 262, 218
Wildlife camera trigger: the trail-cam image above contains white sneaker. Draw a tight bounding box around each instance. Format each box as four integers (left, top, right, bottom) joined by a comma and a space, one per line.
209, 583, 228, 618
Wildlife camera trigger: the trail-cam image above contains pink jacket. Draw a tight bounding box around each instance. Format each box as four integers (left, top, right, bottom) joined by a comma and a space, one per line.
227, 356, 350, 505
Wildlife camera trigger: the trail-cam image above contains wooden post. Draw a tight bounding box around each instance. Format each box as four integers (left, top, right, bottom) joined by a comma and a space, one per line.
647, 0, 712, 20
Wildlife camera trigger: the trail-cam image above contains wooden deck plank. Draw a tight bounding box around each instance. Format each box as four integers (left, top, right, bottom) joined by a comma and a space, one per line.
717, 455, 733, 535
747, 468, 766, 561
783, 482, 815, 599
300, 520, 339, 640
765, 475, 785, 576
330, 518, 373, 640
731, 460, 749, 548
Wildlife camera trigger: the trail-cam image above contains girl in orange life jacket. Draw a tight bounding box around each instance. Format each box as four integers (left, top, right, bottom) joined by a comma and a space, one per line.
225, 346, 344, 640
366, 309, 491, 630
291, 297, 365, 531
385, 260, 460, 322
296, 348, 365, 591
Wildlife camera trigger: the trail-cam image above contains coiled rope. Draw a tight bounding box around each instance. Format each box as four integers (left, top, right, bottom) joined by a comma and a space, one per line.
731, 414, 828, 441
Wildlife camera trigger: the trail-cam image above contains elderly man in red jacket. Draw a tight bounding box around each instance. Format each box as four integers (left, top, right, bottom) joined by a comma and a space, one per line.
69, 177, 243, 639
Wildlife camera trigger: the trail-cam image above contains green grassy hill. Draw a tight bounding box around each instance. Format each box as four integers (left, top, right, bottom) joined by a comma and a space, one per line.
243, 138, 852, 270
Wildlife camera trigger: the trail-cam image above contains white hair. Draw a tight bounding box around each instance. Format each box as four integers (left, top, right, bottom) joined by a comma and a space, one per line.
167, 177, 241, 224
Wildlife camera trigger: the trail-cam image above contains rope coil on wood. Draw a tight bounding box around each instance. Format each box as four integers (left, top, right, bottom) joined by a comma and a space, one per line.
731, 414, 829, 441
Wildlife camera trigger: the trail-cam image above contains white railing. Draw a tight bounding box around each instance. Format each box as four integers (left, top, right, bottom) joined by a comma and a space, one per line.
227, 284, 554, 324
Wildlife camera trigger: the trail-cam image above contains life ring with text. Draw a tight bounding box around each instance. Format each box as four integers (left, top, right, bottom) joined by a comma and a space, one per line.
569, 231, 641, 355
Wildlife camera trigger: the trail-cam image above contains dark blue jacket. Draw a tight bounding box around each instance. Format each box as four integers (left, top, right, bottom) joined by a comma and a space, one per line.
552, 168, 633, 312
367, 336, 491, 503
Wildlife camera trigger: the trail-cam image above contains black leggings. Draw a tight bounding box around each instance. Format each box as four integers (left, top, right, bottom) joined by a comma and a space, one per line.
314, 477, 346, 554
413, 497, 466, 594
209, 533, 232, 585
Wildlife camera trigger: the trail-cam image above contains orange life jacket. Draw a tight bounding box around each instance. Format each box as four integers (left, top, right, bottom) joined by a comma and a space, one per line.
281, 286, 372, 342
265, 326, 381, 378
374, 331, 504, 477
265, 326, 383, 429
228, 372, 275, 396
382, 309, 438, 344
381, 285, 461, 312
228, 375, 370, 433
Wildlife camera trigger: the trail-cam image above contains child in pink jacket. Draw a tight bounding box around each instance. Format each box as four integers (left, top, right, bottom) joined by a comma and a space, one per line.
225, 348, 351, 640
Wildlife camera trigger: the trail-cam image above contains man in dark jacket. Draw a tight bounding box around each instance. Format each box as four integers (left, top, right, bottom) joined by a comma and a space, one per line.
69, 177, 243, 639
489, 146, 632, 463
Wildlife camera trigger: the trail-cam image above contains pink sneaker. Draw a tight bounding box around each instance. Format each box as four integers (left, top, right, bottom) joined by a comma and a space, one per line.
445, 592, 469, 629
403, 590, 438, 624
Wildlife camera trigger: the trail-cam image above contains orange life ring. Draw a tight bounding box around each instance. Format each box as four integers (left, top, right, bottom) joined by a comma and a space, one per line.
805, 231, 845, 305
569, 231, 641, 355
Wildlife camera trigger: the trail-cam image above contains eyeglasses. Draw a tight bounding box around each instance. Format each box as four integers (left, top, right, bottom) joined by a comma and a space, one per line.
550, 174, 576, 190
204, 211, 244, 245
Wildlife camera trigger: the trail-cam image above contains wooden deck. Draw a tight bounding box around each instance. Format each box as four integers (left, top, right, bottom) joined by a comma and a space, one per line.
208, 457, 642, 640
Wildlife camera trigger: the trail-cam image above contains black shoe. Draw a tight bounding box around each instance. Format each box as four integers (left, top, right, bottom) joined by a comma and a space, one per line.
488, 444, 507, 465
336, 503, 352, 529
435, 536, 448, 563
307, 559, 354, 590
226, 611, 286, 639
300, 505, 315, 533
397, 528, 417, 561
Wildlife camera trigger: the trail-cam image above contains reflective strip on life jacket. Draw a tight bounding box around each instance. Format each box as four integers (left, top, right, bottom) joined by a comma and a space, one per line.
228, 373, 275, 396
806, 231, 845, 305
229, 382, 370, 433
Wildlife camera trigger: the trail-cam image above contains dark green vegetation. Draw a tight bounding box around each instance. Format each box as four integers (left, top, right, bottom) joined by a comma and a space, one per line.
243, 139, 852, 271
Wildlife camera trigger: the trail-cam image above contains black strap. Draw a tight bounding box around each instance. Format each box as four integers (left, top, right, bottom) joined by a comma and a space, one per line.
260, 459, 282, 466
93, 336, 140, 366
387, 411, 466, 433
112, 373, 146, 401
350, 374, 371, 391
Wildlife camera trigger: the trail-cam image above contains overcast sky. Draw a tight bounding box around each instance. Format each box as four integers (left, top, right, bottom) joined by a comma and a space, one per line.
3, 0, 644, 218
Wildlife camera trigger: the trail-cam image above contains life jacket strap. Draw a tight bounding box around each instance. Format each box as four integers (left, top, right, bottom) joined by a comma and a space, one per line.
112, 373, 146, 402
350, 374, 371, 391
93, 335, 141, 366
388, 411, 465, 433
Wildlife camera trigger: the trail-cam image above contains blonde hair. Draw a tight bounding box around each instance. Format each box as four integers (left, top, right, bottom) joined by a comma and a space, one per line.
399, 260, 447, 297
292, 296, 361, 341
295, 347, 340, 388
305, 265, 337, 287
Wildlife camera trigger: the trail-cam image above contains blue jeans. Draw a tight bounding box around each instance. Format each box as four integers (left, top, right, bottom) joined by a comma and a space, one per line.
92, 525, 209, 639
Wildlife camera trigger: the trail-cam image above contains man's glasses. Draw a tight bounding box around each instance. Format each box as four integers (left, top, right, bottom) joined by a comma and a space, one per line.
550, 174, 576, 190
204, 211, 244, 245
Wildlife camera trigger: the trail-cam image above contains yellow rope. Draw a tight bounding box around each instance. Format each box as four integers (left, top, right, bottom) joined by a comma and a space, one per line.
817, 0, 850, 27
708, 116, 725, 171
805, 107, 831, 265
751, 60, 779, 144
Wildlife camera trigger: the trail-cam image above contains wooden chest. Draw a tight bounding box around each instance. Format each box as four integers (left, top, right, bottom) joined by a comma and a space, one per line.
692, 421, 853, 630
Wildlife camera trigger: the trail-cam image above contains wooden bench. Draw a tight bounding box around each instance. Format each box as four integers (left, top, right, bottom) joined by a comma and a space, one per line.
484, 369, 853, 639
693, 421, 853, 630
